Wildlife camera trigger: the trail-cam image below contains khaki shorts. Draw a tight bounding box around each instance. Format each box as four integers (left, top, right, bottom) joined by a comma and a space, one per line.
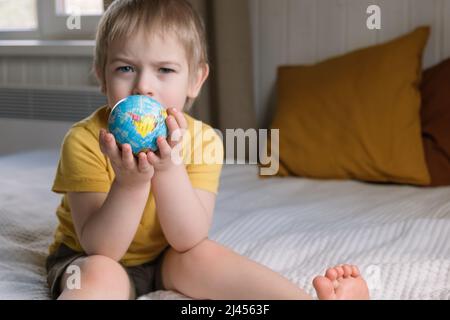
45, 243, 170, 299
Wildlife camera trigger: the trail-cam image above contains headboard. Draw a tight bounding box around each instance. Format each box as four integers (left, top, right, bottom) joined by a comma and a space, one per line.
249, 0, 450, 128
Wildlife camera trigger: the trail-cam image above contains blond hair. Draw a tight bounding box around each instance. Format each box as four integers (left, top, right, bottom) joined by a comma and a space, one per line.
94, 0, 208, 109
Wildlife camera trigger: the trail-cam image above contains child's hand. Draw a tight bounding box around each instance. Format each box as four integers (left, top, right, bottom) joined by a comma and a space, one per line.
99, 128, 154, 188
148, 108, 187, 172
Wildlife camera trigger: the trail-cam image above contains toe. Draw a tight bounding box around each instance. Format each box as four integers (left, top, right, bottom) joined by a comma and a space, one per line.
335, 265, 344, 278
343, 265, 352, 278
352, 265, 361, 277
325, 268, 338, 281
313, 276, 336, 300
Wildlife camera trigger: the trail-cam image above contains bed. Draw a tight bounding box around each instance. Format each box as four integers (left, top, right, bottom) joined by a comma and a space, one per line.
0, 149, 448, 300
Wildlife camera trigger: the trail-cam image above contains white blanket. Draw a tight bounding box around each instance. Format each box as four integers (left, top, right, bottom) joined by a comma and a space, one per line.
0, 150, 449, 300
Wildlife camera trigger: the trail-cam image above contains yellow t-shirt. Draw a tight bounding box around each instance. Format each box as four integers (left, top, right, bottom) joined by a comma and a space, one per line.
50, 105, 223, 267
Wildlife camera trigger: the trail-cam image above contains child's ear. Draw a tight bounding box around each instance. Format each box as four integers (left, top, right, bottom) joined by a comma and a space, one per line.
187, 64, 209, 99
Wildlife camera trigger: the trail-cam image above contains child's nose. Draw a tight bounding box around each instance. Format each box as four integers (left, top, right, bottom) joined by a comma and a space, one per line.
132, 76, 155, 97
132, 86, 154, 97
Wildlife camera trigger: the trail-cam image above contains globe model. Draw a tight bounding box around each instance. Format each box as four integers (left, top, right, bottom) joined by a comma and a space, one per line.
108, 95, 168, 155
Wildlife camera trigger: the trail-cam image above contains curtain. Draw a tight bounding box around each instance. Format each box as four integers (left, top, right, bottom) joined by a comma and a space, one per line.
103, 0, 256, 132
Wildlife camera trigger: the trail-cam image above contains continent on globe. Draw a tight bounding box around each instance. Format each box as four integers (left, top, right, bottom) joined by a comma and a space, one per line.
128, 112, 156, 138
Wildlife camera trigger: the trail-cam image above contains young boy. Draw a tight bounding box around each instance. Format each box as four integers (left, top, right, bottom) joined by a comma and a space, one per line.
46, 0, 369, 300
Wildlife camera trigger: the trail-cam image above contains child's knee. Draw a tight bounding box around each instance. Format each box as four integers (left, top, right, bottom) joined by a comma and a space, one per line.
62, 255, 131, 296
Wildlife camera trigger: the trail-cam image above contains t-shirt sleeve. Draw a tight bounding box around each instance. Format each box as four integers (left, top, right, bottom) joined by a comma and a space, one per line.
185, 124, 224, 195
52, 126, 111, 194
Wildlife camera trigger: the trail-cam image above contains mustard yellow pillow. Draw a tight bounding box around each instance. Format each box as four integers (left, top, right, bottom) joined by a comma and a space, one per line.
270, 26, 430, 185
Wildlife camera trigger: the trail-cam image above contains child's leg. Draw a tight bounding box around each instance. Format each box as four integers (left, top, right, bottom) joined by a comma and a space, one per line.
159, 239, 313, 300
58, 255, 132, 300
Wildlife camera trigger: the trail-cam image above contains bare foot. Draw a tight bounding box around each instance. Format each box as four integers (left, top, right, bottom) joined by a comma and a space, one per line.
312, 264, 370, 300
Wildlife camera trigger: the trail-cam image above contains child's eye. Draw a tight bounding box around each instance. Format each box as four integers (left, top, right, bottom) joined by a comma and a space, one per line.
159, 68, 175, 74
116, 66, 135, 73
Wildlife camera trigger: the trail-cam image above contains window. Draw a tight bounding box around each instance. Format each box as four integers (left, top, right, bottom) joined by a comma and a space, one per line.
0, 0, 104, 40
57, 0, 104, 16
0, 0, 38, 31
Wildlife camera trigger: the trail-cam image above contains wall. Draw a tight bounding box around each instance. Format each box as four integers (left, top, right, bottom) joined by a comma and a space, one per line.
250, 0, 450, 128
0, 56, 96, 87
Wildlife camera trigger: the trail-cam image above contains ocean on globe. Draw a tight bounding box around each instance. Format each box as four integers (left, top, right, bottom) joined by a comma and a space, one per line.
108, 95, 168, 155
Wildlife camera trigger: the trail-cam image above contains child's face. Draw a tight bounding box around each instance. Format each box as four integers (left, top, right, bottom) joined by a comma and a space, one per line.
103, 29, 207, 112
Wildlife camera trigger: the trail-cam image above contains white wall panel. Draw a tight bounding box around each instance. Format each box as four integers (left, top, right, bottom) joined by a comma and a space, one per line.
0, 56, 95, 88
250, 0, 450, 127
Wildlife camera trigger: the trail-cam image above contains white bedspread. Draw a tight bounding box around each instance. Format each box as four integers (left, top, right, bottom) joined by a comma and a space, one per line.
0, 150, 449, 300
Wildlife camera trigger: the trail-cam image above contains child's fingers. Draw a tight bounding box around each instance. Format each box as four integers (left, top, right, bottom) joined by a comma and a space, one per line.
166, 116, 183, 147
166, 115, 179, 134
99, 129, 107, 154
99, 128, 108, 148
147, 150, 159, 166
137, 152, 152, 173
100, 129, 121, 163
171, 108, 188, 130
169, 128, 185, 149
121, 144, 135, 170
157, 136, 172, 158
